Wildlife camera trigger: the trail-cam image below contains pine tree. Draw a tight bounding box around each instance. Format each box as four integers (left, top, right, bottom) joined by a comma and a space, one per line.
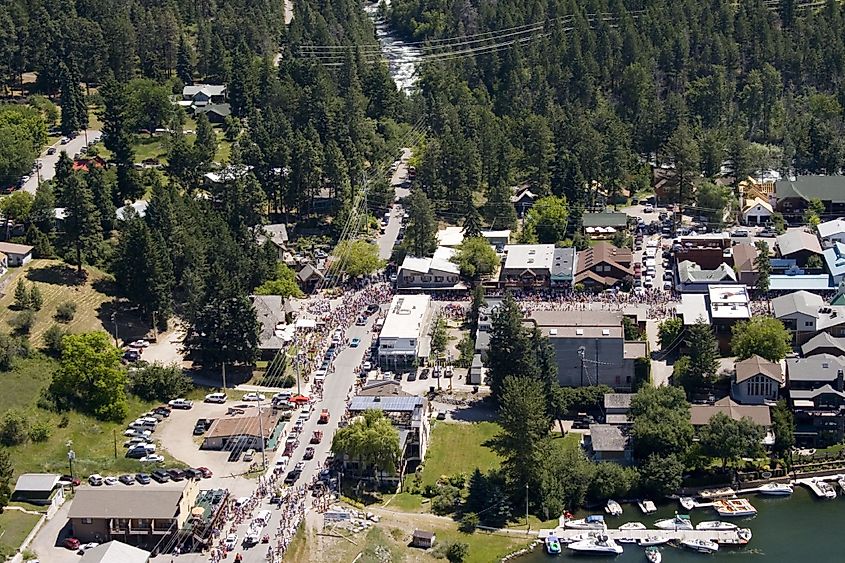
487, 292, 539, 403
29, 285, 43, 311
86, 165, 115, 233
59, 63, 81, 137
462, 196, 483, 238
101, 79, 140, 202
58, 169, 102, 275
404, 190, 437, 257
686, 319, 719, 383
13, 279, 30, 309
228, 45, 256, 117
176, 35, 194, 85
483, 182, 517, 230
194, 113, 217, 165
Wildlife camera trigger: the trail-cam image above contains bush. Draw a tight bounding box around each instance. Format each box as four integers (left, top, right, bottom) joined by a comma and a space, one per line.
43, 324, 68, 356
55, 301, 77, 322
11, 309, 36, 334
459, 512, 479, 533
281, 375, 296, 388
447, 473, 467, 488
431, 484, 462, 515
29, 420, 51, 442
129, 362, 193, 401
0, 409, 29, 446
446, 542, 469, 563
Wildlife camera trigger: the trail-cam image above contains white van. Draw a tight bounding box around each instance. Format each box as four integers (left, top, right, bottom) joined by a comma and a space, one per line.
254, 510, 272, 526
205, 392, 227, 404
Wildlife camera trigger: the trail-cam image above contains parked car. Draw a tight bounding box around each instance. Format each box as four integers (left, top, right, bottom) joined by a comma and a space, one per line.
140, 454, 164, 463
153, 406, 171, 417
303, 447, 315, 460
135, 473, 151, 485
88, 474, 103, 486
183, 468, 200, 480
151, 469, 170, 483
47, 147, 57, 155
243, 449, 255, 462
731, 228, 750, 238
63, 538, 81, 550
167, 469, 186, 481
118, 474, 135, 485
168, 398, 193, 409
196, 467, 213, 478
204, 392, 227, 403
242, 393, 266, 402
60, 474, 81, 487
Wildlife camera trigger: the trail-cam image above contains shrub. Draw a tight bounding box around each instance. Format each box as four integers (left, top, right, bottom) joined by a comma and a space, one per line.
0, 410, 29, 446
129, 362, 193, 401
55, 301, 77, 322
459, 512, 479, 533
446, 542, 469, 563
29, 420, 51, 442
431, 484, 462, 515
11, 309, 36, 334
58, 414, 70, 428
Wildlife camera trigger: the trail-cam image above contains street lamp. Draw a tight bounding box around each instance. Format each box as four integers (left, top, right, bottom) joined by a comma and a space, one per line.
67, 440, 76, 486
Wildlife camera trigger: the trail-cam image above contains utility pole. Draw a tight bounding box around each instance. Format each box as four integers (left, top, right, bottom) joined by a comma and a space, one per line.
578, 347, 586, 387
222, 362, 227, 391
256, 396, 267, 470
111, 312, 119, 347
113, 429, 117, 458
525, 482, 530, 533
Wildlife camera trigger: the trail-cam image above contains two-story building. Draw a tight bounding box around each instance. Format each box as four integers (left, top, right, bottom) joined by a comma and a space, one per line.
772, 291, 845, 345
68, 482, 200, 548
731, 355, 783, 405
676, 261, 738, 293
776, 230, 823, 268
786, 354, 845, 446
574, 242, 633, 289
396, 256, 462, 292
586, 424, 632, 465
378, 295, 431, 370
498, 244, 556, 289
775, 176, 845, 221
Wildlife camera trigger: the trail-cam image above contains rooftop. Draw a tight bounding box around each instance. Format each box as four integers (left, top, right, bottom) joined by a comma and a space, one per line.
731, 243, 759, 273
205, 408, 277, 440
603, 393, 634, 410
13, 473, 60, 492
707, 284, 751, 319
742, 197, 773, 214
79, 541, 150, 563
380, 295, 431, 339
786, 354, 845, 382
551, 247, 577, 280
527, 309, 623, 328
677, 261, 737, 284
801, 332, 845, 356
349, 395, 426, 413
817, 218, 845, 240
776, 175, 845, 204
689, 397, 771, 426
252, 295, 288, 351
69, 483, 187, 520
358, 380, 411, 397
771, 290, 825, 318
115, 201, 148, 220
259, 223, 289, 245
677, 294, 710, 325
823, 241, 845, 278
399, 255, 460, 276
735, 355, 783, 384
776, 230, 822, 257
502, 244, 556, 271
436, 226, 465, 247
588, 424, 629, 452
183, 84, 226, 97
582, 212, 629, 228
769, 274, 835, 292
0, 241, 34, 255
790, 384, 845, 402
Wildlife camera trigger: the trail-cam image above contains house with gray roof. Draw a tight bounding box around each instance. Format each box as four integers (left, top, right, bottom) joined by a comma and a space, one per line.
499, 244, 556, 288
823, 241, 845, 285
397, 255, 462, 292
731, 355, 783, 405
801, 332, 845, 357
12, 473, 64, 506
79, 541, 150, 563
192, 102, 231, 123
347, 393, 430, 484
776, 230, 823, 267
775, 175, 845, 220
603, 393, 634, 425
817, 218, 845, 244
181, 84, 227, 106
772, 291, 845, 344
551, 247, 577, 287
252, 294, 294, 357
586, 424, 631, 464
676, 260, 738, 293
256, 223, 289, 260
786, 354, 845, 446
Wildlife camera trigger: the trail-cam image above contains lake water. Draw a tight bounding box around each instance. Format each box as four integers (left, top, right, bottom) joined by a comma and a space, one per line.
516, 487, 844, 562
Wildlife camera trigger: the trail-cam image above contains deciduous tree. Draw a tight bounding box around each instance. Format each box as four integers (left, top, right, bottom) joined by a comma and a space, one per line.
731, 317, 791, 362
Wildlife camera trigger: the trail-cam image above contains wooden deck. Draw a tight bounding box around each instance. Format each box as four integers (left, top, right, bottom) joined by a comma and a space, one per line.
537, 527, 751, 545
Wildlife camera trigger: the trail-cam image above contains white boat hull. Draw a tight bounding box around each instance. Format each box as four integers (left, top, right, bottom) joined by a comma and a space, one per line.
681, 540, 719, 553
758, 484, 793, 496
638, 537, 670, 547
654, 520, 693, 531
695, 521, 738, 531
568, 540, 623, 555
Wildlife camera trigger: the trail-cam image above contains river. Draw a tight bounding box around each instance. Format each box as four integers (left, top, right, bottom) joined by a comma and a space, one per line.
363, 0, 422, 93
516, 487, 844, 562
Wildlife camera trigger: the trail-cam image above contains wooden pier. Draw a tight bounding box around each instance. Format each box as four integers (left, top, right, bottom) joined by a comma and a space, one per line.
537, 527, 751, 545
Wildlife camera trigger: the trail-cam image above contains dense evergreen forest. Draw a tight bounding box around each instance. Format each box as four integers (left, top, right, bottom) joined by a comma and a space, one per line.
388, 0, 845, 230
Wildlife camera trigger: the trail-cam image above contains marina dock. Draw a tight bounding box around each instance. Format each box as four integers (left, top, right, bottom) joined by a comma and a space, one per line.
537, 527, 750, 545
794, 474, 844, 498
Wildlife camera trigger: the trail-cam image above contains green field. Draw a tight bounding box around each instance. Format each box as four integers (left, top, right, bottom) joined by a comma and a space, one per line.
0, 510, 41, 558
420, 422, 503, 487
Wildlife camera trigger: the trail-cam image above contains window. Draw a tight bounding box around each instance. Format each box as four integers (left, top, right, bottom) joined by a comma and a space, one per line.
409, 339, 416, 346
421, 276, 432, 282
434, 276, 443, 282
82, 518, 93, 524
805, 321, 814, 327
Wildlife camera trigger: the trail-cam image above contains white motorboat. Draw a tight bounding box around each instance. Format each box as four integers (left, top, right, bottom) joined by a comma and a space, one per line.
838, 477, 845, 494
695, 520, 738, 531
713, 498, 757, 517
638, 536, 670, 547
654, 514, 693, 530
565, 514, 607, 530
619, 522, 646, 530
679, 496, 695, 510
681, 539, 719, 553
617, 536, 638, 544
638, 500, 657, 514
605, 500, 623, 516
758, 483, 793, 496
560, 532, 596, 545
568, 535, 624, 555
817, 480, 837, 499
645, 546, 662, 563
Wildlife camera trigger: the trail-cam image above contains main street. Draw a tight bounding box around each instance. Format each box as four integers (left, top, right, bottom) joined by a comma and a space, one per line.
21, 129, 102, 194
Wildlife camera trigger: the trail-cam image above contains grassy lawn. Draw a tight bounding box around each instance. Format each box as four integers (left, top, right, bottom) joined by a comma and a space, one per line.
383, 492, 426, 512
420, 422, 503, 487
435, 527, 532, 563
0, 510, 41, 558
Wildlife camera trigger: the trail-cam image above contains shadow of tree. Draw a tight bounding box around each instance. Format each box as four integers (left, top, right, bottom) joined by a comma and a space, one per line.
25, 264, 86, 286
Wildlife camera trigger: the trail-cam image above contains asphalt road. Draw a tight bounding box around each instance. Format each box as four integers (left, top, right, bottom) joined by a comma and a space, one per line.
377, 147, 412, 260
22, 130, 102, 194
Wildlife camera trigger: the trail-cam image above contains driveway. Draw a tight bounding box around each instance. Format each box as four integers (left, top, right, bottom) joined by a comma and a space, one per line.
26, 502, 77, 563
22, 130, 102, 194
